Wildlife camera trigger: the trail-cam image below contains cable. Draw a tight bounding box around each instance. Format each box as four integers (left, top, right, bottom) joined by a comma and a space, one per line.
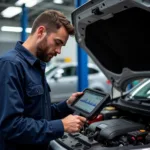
88, 131, 99, 140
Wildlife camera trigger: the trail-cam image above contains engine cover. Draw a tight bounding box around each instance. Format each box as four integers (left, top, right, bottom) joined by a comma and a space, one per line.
88, 119, 144, 140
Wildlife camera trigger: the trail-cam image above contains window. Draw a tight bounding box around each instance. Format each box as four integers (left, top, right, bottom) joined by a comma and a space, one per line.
45, 66, 58, 76
88, 68, 99, 74
62, 66, 76, 77
128, 79, 150, 99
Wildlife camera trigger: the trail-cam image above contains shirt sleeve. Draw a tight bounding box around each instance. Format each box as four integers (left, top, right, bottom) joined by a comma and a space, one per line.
0, 60, 64, 144
51, 100, 74, 120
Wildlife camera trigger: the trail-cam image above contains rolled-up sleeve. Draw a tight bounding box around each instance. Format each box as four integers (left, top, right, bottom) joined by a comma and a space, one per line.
0, 61, 64, 144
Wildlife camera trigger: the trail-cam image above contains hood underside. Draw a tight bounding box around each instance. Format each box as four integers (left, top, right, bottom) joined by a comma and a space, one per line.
72, 0, 150, 91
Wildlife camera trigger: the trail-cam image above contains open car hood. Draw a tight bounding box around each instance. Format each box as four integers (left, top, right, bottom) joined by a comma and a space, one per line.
72, 0, 150, 91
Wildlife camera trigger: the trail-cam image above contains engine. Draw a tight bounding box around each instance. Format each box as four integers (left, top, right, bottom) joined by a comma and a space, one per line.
87, 119, 147, 147
54, 106, 150, 150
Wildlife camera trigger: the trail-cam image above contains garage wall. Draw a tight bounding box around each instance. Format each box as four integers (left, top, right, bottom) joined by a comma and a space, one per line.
0, 42, 16, 55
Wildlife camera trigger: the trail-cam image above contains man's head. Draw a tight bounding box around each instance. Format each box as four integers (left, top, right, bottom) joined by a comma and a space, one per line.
30, 10, 74, 62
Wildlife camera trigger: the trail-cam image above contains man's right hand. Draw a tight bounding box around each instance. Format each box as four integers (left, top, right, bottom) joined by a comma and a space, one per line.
61, 114, 86, 133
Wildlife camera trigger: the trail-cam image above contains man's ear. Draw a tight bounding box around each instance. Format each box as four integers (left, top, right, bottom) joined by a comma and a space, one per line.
37, 26, 46, 38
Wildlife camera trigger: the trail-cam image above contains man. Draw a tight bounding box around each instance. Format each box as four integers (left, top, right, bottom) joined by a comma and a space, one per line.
0, 10, 86, 150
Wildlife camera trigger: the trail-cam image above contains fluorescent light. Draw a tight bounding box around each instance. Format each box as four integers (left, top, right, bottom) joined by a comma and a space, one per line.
1, 26, 22, 32
53, 0, 64, 4
26, 28, 31, 33
15, 0, 43, 8
1, 26, 31, 33
1, 7, 22, 18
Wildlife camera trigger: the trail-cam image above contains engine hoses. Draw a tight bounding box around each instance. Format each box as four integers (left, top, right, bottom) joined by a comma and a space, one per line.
88, 130, 99, 140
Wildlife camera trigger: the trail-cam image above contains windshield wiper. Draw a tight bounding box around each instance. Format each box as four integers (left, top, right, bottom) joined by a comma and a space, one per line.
125, 93, 133, 100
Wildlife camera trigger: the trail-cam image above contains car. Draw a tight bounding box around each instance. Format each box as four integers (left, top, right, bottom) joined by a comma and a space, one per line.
125, 79, 150, 100
50, 0, 150, 150
45, 62, 112, 103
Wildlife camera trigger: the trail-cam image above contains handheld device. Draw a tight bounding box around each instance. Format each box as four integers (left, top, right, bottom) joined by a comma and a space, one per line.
69, 88, 110, 119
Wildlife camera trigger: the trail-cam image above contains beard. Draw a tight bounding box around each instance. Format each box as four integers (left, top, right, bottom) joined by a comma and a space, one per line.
36, 37, 50, 62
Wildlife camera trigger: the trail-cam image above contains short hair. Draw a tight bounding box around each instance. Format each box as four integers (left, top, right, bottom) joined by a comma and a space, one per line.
31, 10, 74, 35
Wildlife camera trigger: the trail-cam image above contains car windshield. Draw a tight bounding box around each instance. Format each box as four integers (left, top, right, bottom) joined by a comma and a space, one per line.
45, 65, 58, 76
126, 79, 150, 100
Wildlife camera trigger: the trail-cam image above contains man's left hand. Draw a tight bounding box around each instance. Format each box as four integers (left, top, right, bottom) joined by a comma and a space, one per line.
67, 92, 83, 105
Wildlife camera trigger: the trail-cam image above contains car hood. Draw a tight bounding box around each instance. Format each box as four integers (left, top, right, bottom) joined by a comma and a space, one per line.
72, 0, 150, 92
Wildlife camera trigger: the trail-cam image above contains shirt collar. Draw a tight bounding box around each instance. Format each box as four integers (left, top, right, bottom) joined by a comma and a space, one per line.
15, 41, 46, 70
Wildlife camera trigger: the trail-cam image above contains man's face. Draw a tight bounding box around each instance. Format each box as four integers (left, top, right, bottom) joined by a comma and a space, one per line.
36, 26, 69, 62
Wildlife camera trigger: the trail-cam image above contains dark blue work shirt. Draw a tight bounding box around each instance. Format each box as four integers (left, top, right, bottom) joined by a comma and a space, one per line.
0, 41, 73, 150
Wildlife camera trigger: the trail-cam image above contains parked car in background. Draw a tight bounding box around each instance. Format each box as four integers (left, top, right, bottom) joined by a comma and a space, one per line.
45, 62, 112, 103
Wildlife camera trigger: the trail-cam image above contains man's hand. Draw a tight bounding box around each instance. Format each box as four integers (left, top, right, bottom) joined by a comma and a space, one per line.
66, 92, 83, 105
61, 114, 86, 133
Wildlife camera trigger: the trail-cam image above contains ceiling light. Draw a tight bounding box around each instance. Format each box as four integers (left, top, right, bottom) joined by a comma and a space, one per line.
53, 0, 64, 4
1, 26, 31, 33
1, 7, 22, 18
26, 28, 31, 33
15, 0, 43, 8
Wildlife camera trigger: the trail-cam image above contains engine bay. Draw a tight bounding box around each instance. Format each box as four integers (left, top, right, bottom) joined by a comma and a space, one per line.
52, 100, 150, 150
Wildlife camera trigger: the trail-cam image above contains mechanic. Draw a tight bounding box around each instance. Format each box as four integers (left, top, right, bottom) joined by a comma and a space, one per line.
0, 10, 86, 150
